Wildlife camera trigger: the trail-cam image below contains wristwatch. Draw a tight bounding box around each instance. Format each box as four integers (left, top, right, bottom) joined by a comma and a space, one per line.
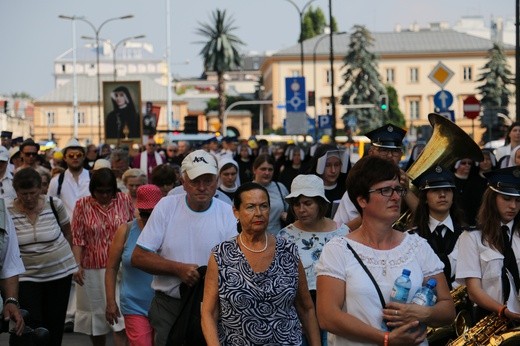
4, 297, 20, 308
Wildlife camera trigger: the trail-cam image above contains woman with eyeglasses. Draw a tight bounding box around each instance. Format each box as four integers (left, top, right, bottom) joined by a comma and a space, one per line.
105, 184, 162, 346
8, 167, 78, 346
456, 166, 520, 322
316, 156, 455, 346
71, 168, 134, 346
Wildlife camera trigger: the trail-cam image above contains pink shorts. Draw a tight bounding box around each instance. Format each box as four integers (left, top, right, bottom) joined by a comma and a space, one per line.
124, 314, 154, 346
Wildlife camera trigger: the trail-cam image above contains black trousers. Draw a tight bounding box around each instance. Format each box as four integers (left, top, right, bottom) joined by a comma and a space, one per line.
18, 275, 72, 346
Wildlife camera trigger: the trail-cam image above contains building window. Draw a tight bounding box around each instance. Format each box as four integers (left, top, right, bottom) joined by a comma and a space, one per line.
61, 64, 66, 73
463, 66, 473, 81
77, 112, 86, 125
409, 67, 419, 83
409, 100, 420, 120
386, 68, 395, 83
325, 69, 332, 86
46, 112, 55, 125
325, 101, 332, 115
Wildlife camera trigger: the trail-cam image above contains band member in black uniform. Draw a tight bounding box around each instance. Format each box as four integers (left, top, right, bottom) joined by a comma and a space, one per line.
409, 165, 466, 289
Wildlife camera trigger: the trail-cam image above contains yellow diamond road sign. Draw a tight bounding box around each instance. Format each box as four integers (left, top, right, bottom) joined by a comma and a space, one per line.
428, 62, 454, 89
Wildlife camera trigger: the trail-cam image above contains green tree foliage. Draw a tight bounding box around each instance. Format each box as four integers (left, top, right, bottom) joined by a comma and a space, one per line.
386, 85, 405, 128
196, 9, 244, 131
340, 25, 386, 134
477, 43, 514, 142
10, 92, 33, 99
300, 6, 337, 41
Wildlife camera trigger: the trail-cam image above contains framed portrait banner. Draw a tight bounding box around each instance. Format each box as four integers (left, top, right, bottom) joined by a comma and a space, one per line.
103, 81, 142, 144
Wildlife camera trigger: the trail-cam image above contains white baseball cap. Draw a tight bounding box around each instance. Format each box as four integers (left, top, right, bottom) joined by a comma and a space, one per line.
285, 174, 330, 203
181, 150, 218, 180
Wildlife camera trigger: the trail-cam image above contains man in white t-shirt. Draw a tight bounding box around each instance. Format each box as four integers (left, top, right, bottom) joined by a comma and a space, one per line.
132, 149, 236, 345
47, 138, 90, 331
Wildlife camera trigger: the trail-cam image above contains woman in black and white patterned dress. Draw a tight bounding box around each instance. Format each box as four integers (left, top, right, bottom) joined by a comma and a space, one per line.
201, 182, 321, 346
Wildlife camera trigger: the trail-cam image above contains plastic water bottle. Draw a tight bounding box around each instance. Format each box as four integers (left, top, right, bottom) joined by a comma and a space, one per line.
390, 269, 412, 303
411, 278, 437, 332
411, 278, 437, 307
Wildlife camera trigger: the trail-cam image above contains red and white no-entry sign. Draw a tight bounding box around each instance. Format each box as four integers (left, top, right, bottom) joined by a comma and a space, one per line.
463, 95, 481, 119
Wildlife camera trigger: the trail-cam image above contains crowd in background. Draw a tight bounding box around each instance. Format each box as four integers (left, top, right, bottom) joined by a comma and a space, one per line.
1, 121, 520, 345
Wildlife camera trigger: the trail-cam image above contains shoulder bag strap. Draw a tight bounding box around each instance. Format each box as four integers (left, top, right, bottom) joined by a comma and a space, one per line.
347, 242, 386, 308
57, 171, 65, 197
49, 196, 63, 231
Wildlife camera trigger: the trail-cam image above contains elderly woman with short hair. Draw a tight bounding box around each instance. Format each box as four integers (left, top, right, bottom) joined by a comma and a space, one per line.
8, 167, 77, 346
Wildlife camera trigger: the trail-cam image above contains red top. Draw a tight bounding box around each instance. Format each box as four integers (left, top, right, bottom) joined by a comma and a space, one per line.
72, 192, 134, 269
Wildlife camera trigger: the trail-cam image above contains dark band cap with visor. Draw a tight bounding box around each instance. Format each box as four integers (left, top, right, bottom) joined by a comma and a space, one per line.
364, 124, 406, 149
412, 165, 456, 190
484, 166, 520, 197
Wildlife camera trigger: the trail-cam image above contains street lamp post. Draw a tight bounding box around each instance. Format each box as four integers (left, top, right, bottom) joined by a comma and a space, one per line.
283, 0, 317, 76
61, 14, 134, 143
328, 0, 337, 140
313, 31, 345, 139
82, 35, 146, 81
58, 15, 83, 140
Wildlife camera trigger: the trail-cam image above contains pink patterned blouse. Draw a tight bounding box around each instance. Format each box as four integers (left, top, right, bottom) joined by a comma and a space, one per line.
72, 192, 134, 269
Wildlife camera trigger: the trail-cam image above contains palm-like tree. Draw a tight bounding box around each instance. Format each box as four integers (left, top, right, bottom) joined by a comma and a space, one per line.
196, 9, 244, 132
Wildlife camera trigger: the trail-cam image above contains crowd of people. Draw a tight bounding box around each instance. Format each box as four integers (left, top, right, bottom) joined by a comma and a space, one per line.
1, 120, 520, 345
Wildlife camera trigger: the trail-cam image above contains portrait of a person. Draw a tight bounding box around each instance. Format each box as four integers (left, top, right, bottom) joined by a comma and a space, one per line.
105, 85, 141, 140
142, 101, 157, 136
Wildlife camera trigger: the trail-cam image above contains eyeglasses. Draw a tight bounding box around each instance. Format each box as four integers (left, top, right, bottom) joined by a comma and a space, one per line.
67, 152, 84, 159
147, 143, 156, 147
368, 186, 407, 197
459, 160, 473, 166
376, 147, 402, 157
23, 152, 38, 157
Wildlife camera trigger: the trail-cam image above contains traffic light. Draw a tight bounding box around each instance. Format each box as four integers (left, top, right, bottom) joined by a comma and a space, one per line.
308, 91, 315, 107
379, 95, 388, 112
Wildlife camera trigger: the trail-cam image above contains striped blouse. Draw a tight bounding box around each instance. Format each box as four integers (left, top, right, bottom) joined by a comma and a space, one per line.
7, 196, 77, 282
72, 192, 134, 269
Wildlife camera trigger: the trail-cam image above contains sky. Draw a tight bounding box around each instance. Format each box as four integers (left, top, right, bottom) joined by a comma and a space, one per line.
0, 0, 513, 98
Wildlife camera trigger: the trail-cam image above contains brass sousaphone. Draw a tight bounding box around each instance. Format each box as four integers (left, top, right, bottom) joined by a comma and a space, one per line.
406, 113, 483, 185
394, 113, 483, 231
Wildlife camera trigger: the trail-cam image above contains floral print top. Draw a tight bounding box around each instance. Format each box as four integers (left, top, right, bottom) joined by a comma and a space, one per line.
278, 223, 348, 290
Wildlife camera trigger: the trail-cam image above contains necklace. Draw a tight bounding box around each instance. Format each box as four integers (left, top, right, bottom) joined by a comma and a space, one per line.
239, 232, 268, 253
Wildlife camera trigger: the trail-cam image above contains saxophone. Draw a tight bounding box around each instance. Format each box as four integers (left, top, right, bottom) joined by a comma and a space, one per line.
447, 313, 512, 346
427, 285, 472, 344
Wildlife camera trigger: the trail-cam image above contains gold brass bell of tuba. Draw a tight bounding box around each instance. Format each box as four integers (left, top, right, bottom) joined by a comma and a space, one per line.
393, 113, 484, 230
406, 113, 483, 184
